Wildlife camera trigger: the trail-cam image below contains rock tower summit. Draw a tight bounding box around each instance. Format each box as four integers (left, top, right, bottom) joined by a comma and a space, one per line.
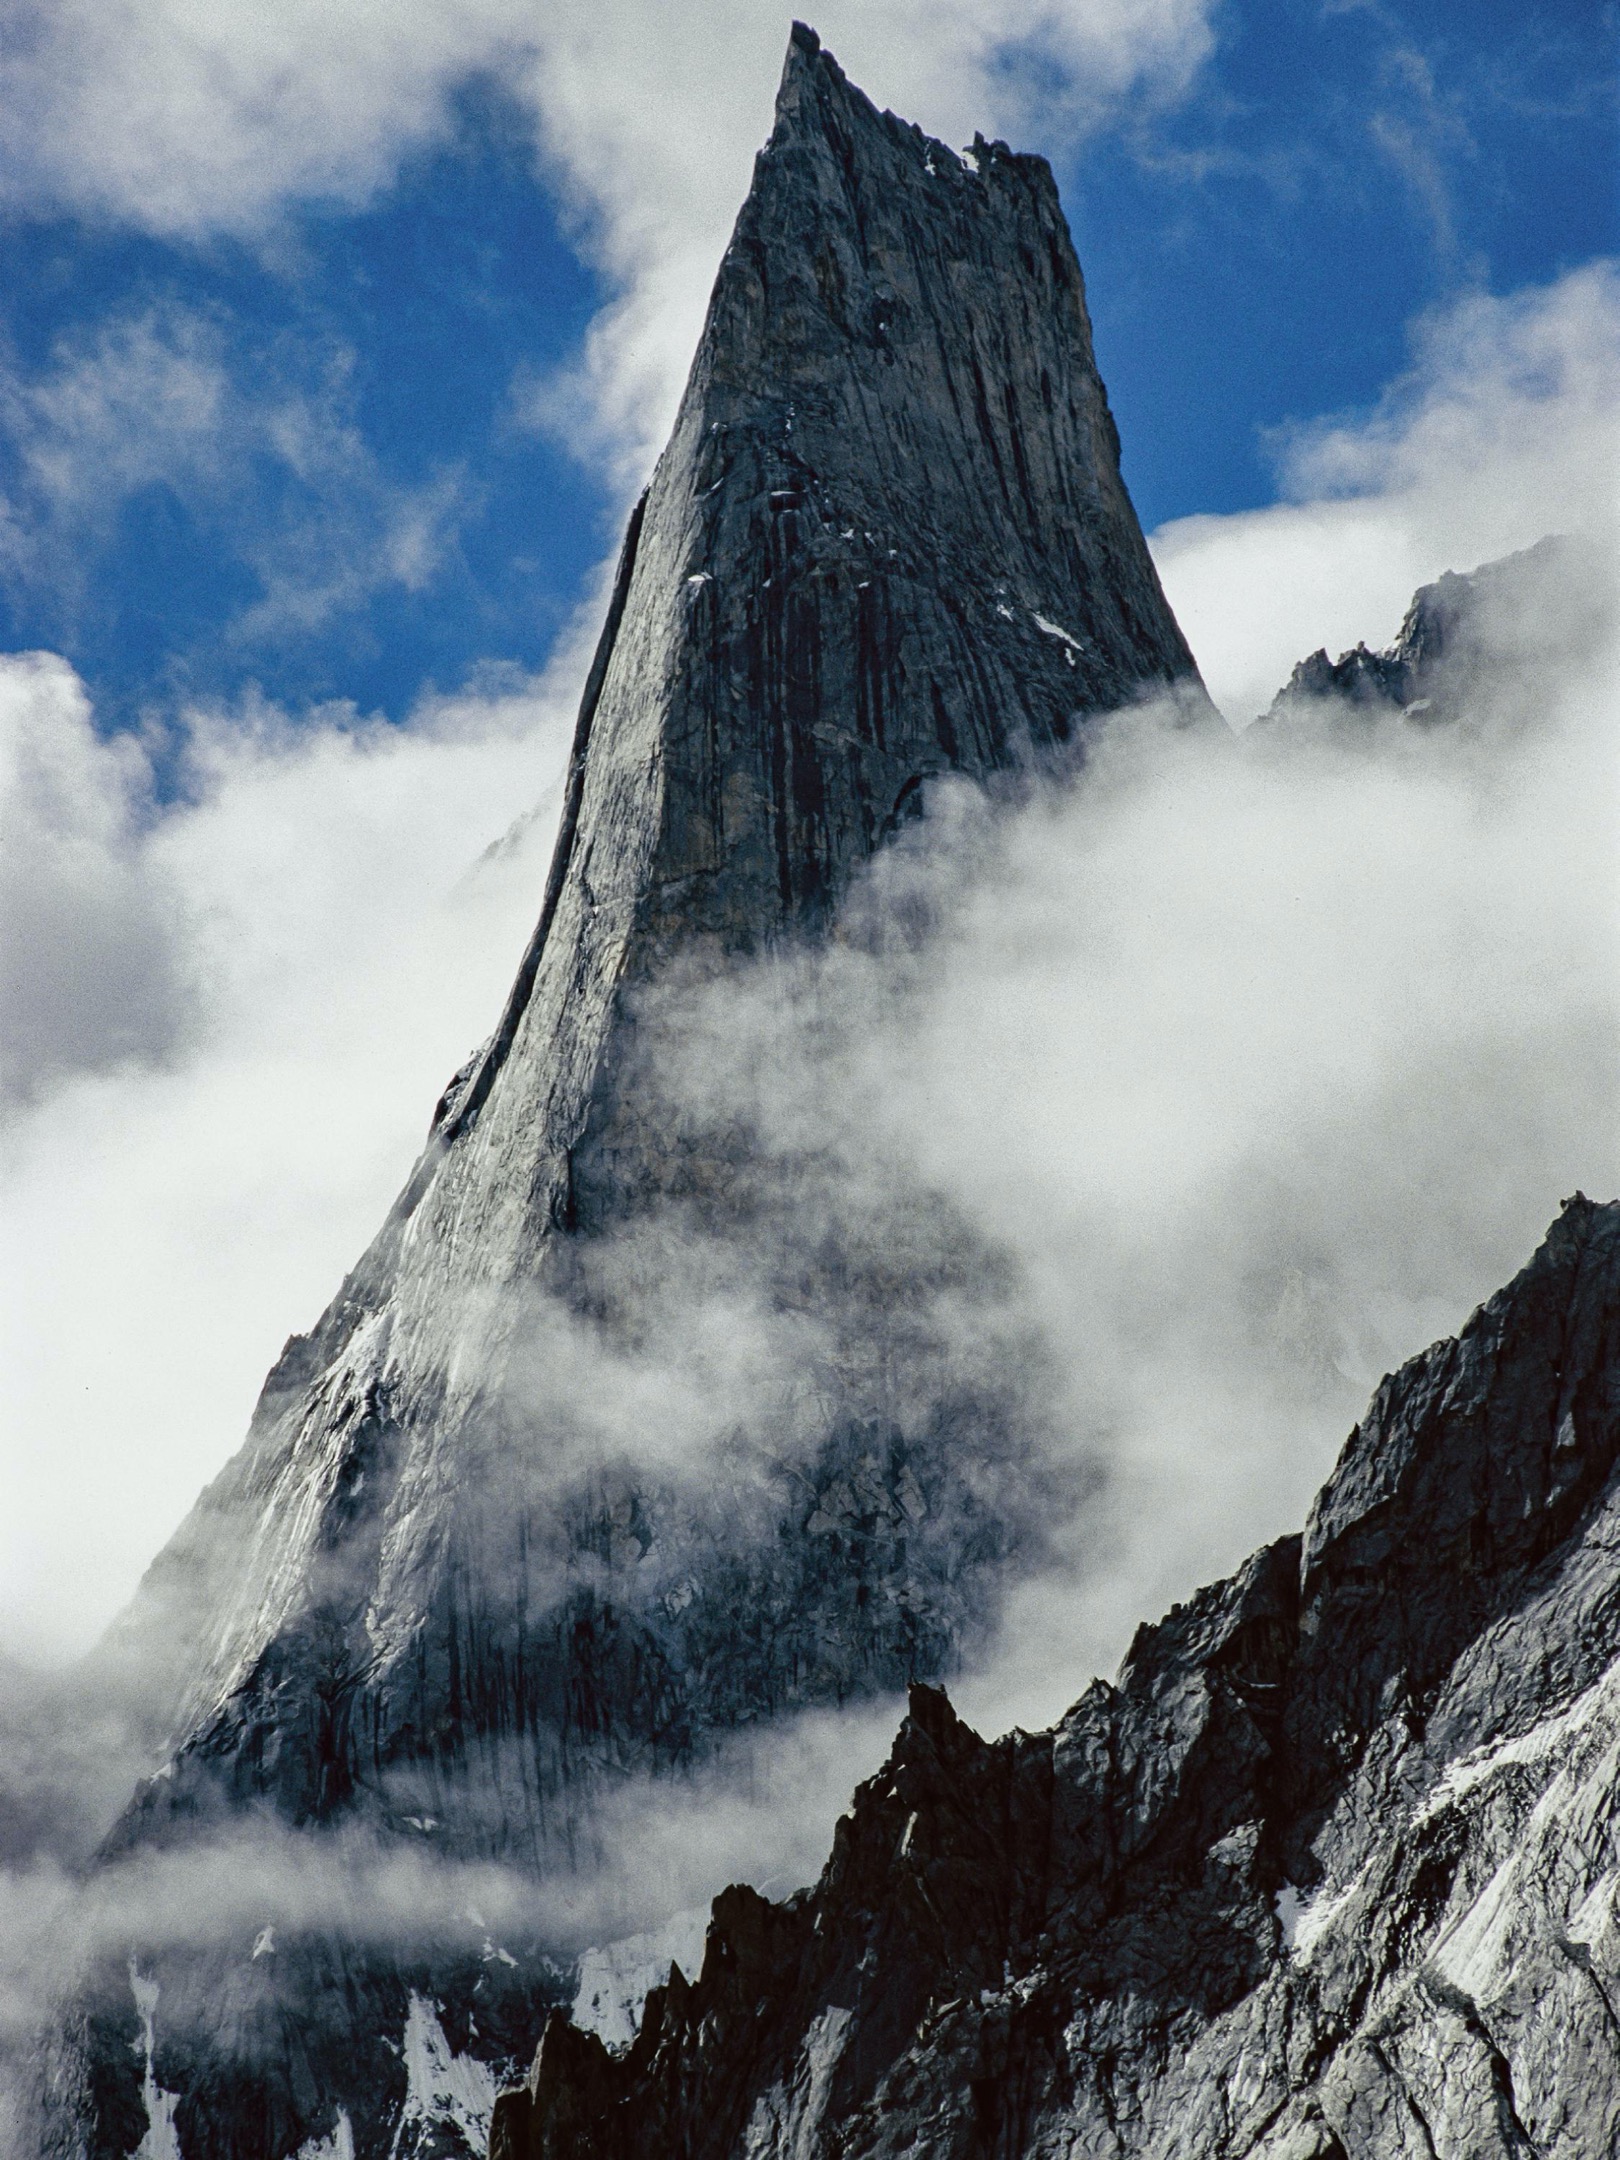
62, 27, 1205, 2157
117, 19, 1202, 1830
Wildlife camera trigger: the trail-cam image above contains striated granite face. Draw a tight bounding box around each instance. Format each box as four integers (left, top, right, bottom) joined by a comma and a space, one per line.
491, 1195, 1620, 2160
44, 24, 1204, 2160
113, 19, 1201, 1840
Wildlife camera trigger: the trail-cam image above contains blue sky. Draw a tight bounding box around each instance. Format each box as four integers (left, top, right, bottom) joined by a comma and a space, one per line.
2, 0, 1613, 733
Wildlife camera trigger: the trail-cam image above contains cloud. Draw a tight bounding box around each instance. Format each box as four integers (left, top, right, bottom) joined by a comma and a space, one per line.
0, 304, 468, 650
3, 247, 1614, 1694
613, 520, 1616, 1741
3, 309, 229, 521
0, 1692, 892, 1977
2, 3, 1217, 493
0, 653, 192, 1107
1, 9, 1614, 2123
1, 1, 1215, 235
0, 273, 1613, 2141
0, 1675, 899, 2148
0, 656, 581, 1663
945, 614, 1618, 1728
1363, 32, 1478, 276
1151, 261, 1620, 722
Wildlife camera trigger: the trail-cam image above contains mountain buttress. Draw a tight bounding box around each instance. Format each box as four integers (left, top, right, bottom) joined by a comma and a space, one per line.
54, 27, 1207, 2160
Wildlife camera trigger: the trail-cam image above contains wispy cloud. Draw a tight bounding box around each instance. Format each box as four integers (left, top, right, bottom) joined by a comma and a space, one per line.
0, 304, 469, 656
1369, 47, 1479, 279
1322, 0, 1480, 277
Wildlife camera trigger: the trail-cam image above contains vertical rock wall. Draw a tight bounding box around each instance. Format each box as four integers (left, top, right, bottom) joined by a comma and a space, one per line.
54, 26, 1206, 2159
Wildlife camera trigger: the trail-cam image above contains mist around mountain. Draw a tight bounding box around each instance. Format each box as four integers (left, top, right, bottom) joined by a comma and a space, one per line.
491, 1191, 1620, 2160
5, 522, 1612, 2158
478, 530, 1620, 2159
0, 24, 1614, 2160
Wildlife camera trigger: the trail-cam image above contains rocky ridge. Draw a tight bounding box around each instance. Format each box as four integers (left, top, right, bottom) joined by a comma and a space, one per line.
1261, 532, 1601, 733
493, 1195, 1620, 2160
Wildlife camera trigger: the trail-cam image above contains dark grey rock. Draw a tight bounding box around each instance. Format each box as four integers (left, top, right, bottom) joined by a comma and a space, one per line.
40, 24, 1204, 2158
490, 1195, 1620, 2160
115, 19, 1204, 1836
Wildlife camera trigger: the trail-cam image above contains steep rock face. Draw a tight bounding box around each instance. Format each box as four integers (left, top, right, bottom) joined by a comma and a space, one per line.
493, 1195, 1620, 2160
49, 25, 1203, 2160
120, 19, 1200, 1842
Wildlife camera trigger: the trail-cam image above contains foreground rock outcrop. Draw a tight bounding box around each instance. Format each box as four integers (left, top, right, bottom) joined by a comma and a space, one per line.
41, 25, 1205, 2158
493, 1195, 1620, 2160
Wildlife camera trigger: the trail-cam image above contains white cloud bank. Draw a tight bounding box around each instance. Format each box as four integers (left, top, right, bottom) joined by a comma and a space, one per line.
944, 618, 1618, 1729
628, 508, 1615, 1743
0, 662, 575, 1660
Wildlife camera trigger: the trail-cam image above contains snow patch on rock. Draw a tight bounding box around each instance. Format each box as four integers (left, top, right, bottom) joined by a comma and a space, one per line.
1032, 612, 1084, 662
129, 1963, 184, 2160
571, 1906, 710, 2051
295, 2113, 355, 2160
1422, 1668, 1613, 1821
388, 1993, 499, 2160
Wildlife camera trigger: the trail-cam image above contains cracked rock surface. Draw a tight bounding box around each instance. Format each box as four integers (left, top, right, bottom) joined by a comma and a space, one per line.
43, 26, 1204, 2160
493, 1196, 1620, 2160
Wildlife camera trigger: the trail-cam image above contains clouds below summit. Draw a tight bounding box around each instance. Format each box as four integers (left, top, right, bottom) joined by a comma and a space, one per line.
1152, 262, 1620, 722
1, 266, 1614, 1673
0, 661, 577, 1659
0, 0, 1614, 1759
0, 9, 1614, 2131
626, 522, 1617, 1737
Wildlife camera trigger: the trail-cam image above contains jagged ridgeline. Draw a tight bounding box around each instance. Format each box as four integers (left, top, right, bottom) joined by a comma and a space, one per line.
46, 25, 1205, 2159
493, 1198, 1620, 2160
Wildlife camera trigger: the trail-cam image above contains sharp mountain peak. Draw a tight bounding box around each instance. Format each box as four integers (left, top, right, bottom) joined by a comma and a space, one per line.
35, 29, 1609, 2160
